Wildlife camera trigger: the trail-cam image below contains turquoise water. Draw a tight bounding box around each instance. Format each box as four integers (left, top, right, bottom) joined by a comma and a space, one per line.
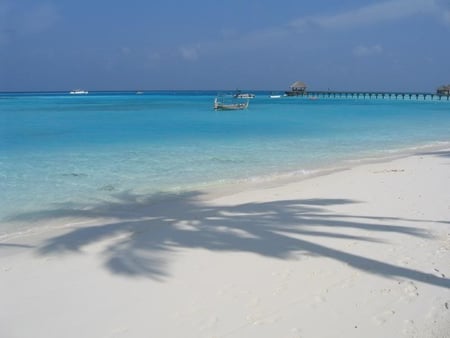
1, 91, 450, 234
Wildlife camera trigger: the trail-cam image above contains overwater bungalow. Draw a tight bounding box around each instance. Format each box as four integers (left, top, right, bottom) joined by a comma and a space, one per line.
437, 85, 450, 96
285, 81, 307, 96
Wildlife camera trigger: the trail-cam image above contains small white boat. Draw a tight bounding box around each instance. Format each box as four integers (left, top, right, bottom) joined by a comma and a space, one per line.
269, 91, 282, 98
214, 97, 249, 110
70, 89, 88, 95
233, 90, 255, 99
234, 93, 255, 99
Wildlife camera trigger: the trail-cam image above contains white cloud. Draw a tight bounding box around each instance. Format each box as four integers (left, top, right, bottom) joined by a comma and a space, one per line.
120, 47, 132, 55
0, 2, 61, 46
220, 28, 238, 39
422, 0, 450, 25
20, 3, 60, 35
289, 0, 435, 32
179, 46, 199, 61
353, 44, 383, 57
445, 11, 450, 23
175, 0, 449, 60
204, 0, 444, 53
146, 51, 161, 61
424, 0, 450, 25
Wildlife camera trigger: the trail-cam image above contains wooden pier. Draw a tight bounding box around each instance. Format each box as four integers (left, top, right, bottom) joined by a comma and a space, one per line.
291, 91, 450, 101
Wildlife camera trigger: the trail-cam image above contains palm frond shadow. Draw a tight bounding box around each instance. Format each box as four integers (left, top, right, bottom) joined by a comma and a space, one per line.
417, 150, 450, 159
11, 190, 449, 287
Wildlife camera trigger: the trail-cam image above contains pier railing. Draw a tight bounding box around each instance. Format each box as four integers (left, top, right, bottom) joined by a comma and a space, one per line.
291, 91, 450, 101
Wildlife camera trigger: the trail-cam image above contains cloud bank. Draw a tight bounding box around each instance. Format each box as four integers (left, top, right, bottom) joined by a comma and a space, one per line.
178, 0, 449, 61
288, 0, 435, 32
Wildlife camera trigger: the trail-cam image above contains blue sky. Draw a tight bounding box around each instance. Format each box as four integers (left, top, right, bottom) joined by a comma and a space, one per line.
0, 0, 449, 92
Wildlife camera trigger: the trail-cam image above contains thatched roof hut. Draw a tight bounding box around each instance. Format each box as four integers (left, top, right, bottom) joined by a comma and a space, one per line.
437, 85, 450, 96
290, 81, 307, 91
285, 81, 307, 96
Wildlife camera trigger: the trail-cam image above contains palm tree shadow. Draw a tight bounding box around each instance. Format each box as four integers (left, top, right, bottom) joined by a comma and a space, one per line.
8, 190, 450, 287
417, 150, 450, 159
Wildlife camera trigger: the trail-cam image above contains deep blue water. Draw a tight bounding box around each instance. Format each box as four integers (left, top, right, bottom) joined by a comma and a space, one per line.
1, 91, 450, 234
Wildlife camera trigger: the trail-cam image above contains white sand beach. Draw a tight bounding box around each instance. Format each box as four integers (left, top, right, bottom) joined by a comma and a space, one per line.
1, 150, 449, 338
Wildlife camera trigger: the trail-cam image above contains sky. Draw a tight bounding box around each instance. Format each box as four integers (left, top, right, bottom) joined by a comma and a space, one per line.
0, 0, 449, 92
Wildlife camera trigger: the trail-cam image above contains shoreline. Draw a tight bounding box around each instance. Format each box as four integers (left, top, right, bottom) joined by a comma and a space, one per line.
1, 146, 449, 337
173, 140, 450, 201
2, 141, 450, 241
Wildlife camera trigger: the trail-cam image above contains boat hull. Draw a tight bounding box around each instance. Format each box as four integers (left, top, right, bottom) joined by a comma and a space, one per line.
214, 98, 249, 110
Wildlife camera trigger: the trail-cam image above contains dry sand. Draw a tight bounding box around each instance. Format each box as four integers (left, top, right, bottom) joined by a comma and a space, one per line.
1, 150, 449, 338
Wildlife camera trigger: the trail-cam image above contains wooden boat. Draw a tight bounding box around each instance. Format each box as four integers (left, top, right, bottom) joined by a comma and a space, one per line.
214, 97, 249, 110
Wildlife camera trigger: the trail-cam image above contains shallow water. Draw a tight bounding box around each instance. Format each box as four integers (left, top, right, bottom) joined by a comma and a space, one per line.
1, 91, 450, 234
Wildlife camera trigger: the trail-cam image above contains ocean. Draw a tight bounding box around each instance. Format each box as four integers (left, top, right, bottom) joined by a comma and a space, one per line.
1, 91, 450, 235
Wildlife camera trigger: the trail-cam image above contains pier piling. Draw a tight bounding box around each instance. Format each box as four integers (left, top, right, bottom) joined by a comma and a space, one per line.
301, 91, 449, 101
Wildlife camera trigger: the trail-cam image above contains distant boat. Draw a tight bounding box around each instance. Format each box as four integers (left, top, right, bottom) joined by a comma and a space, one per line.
269, 94, 282, 98
70, 89, 88, 95
214, 97, 249, 110
233, 90, 255, 99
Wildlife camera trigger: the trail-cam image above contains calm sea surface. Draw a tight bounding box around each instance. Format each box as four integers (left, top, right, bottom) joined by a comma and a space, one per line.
1, 91, 450, 235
